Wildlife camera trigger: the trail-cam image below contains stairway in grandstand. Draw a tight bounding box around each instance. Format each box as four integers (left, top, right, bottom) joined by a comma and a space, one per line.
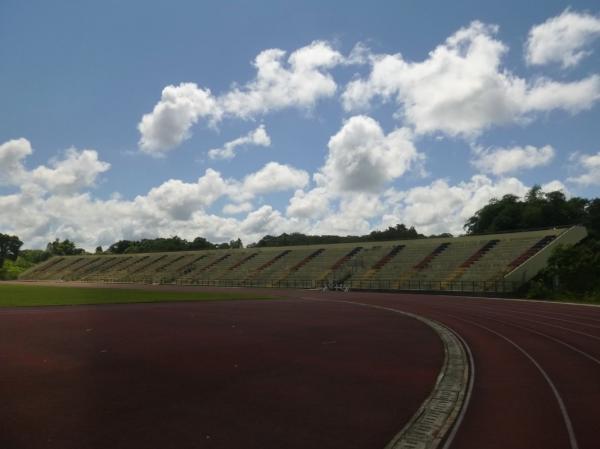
19, 226, 587, 292
356, 245, 405, 281
442, 239, 500, 286
395, 242, 451, 288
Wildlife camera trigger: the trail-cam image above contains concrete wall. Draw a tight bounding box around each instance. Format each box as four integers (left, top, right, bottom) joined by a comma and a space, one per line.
503, 225, 587, 285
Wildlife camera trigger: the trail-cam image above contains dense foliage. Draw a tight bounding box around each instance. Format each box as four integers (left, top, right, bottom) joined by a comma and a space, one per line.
0, 233, 24, 280
465, 186, 600, 301
46, 238, 86, 256
464, 186, 592, 234
0, 233, 23, 267
253, 224, 425, 247
108, 236, 244, 254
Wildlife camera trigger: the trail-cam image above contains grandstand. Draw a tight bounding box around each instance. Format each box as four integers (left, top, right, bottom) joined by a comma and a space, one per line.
20, 226, 587, 293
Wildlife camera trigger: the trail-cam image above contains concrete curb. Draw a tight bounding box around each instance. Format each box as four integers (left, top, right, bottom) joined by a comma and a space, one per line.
384, 314, 470, 449
301, 297, 471, 449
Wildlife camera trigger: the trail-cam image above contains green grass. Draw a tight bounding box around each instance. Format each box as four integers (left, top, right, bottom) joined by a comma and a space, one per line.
0, 284, 273, 307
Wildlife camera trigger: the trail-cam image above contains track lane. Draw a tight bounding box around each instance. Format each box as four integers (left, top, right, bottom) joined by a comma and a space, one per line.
0, 297, 445, 449
295, 290, 599, 449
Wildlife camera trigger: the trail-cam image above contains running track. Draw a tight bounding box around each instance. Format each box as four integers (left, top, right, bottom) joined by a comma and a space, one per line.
295, 290, 600, 449
1, 284, 599, 449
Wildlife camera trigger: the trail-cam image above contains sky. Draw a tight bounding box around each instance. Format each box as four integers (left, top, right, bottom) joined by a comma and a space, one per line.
1, 0, 600, 250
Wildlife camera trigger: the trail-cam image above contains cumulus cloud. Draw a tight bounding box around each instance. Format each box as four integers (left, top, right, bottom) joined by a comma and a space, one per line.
342, 21, 600, 137
380, 175, 530, 235
541, 180, 569, 195
138, 83, 219, 155
240, 205, 290, 235
286, 187, 331, 219
0, 138, 32, 185
30, 148, 111, 195
471, 144, 555, 175
0, 138, 322, 249
222, 202, 254, 215
526, 9, 600, 68
316, 115, 422, 193
0, 138, 110, 195
139, 169, 235, 221
138, 41, 343, 154
220, 41, 343, 118
242, 162, 309, 195
568, 151, 600, 185
208, 125, 271, 160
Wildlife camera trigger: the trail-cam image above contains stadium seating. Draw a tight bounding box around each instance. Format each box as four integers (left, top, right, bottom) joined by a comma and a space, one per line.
19, 226, 587, 293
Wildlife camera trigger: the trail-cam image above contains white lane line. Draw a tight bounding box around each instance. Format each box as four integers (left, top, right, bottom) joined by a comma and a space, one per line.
444, 304, 600, 329
437, 308, 600, 367
447, 314, 580, 449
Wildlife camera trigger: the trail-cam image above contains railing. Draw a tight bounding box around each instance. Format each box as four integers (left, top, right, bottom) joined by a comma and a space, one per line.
29, 275, 520, 293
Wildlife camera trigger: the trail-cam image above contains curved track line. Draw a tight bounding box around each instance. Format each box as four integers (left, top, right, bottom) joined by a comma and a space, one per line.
483, 307, 600, 324
443, 304, 600, 329
302, 297, 472, 449
455, 309, 600, 341
438, 309, 600, 366
447, 314, 580, 449
401, 299, 600, 341
459, 295, 600, 311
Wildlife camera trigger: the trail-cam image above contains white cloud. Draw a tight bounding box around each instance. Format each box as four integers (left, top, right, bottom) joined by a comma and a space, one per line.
381, 175, 530, 235
138, 83, 219, 155
139, 169, 235, 221
568, 151, 600, 185
30, 148, 111, 195
526, 9, 600, 68
316, 115, 422, 193
0, 138, 110, 195
0, 138, 32, 185
0, 143, 562, 251
242, 161, 309, 195
524, 75, 600, 113
240, 205, 295, 236
222, 202, 254, 215
139, 41, 344, 154
286, 187, 331, 219
220, 41, 343, 118
541, 180, 569, 195
208, 125, 271, 160
342, 21, 600, 137
472, 144, 555, 175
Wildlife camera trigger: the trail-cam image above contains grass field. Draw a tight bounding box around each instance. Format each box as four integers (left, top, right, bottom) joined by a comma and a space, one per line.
0, 284, 273, 307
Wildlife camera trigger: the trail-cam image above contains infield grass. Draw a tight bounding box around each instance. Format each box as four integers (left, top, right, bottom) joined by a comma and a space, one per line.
0, 284, 273, 307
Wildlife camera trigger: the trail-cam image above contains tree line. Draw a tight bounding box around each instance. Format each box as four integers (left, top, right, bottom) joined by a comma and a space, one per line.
463, 186, 600, 301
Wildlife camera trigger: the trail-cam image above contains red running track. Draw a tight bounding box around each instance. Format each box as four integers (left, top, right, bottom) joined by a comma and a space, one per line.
2, 284, 599, 449
0, 297, 443, 449
292, 290, 600, 449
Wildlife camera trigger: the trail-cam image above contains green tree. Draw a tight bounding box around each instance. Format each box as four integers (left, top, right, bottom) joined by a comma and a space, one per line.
229, 238, 243, 249
108, 240, 133, 254
0, 233, 23, 268
46, 238, 85, 256
464, 186, 588, 234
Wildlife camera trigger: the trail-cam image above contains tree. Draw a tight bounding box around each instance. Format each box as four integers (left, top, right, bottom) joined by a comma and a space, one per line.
464, 187, 588, 234
108, 240, 133, 254
46, 238, 85, 256
0, 233, 23, 268
229, 238, 243, 249
189, 237, 215, 250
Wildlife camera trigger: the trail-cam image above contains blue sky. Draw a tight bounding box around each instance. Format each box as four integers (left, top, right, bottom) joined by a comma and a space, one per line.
1, 0, 599, 249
